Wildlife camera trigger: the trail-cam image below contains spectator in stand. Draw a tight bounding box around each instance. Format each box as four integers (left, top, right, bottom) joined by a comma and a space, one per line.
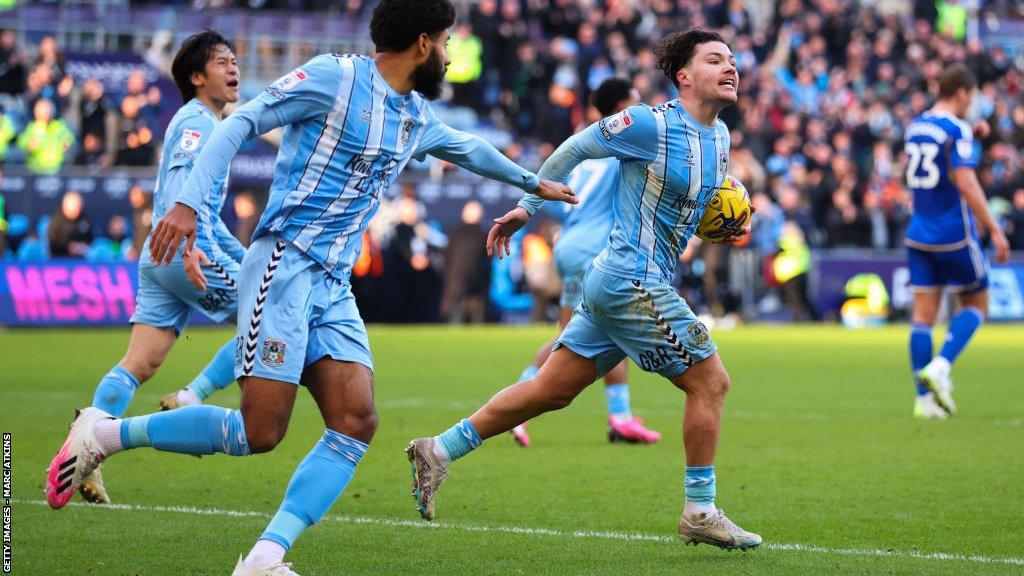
48, 190, 93, 258
0, 190, 6, 256
445, 23, 483, 111
442, 200, 490, 324
0, 105, 15, 161
826, 188, 870, 248
1007, 187, 1024, 251
75, 78, 115, 166
114, 95, 155, 166
128, 185, 152, 260
16, 99, 75, 174
0, 29, 27, 97
232, 190, 260, 246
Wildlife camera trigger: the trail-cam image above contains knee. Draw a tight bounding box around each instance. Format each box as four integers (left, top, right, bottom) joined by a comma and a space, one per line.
536, 380, 578, 411
688, 368, 730, 404
329, 408, 379, 444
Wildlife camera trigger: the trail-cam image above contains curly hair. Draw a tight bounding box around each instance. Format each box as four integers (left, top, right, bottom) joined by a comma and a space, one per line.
171, 29, 235, 102
655, 28, 727, 88
370, 0, 456, 52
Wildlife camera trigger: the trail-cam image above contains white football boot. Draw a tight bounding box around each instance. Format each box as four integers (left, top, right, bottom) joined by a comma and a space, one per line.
678, 508, 762, 551
918, 358, 956, 416
231, 555, 300, 576
913, 393, 949, 420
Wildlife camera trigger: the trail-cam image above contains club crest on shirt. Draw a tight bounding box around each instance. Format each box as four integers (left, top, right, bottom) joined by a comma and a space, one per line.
400, 118, 416, 146
718, 150, 729, 175
179, 129, 201, 152
262, 338, 287, 367
360, 106, 373, 122
683, 151, 694, 167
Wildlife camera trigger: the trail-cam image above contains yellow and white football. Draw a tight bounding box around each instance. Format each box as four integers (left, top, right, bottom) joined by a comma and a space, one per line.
696, 175, 752, 243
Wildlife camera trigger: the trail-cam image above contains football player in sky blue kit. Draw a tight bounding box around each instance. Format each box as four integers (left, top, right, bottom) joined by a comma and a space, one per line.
407, 29, 762, 550
508, 78, 661, 448
66, 30, 247, 505
45, 2, 575, 574
904, 64, 1010, 420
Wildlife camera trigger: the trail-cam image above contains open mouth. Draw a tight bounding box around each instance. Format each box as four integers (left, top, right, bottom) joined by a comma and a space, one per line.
718, 78, 737, 89
227, 80, 239, 89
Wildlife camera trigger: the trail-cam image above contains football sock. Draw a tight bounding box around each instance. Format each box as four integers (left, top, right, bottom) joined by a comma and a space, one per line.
604, 383, 632, 421
116, 406, 250, 456
518, 364, 539, 382
939, 307, 984, 365
434, 418, 482, 462
909, 323, 933, 396
259, 429, 368, 552
684, 466, 716, 517
91, 365, 140, 417
186, 338, 237, 400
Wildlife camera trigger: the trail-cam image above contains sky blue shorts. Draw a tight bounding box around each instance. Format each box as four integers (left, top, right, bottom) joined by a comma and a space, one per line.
130, 257, 239, 335
235, 235, 373, 384
907, 243, 989, 294
555, 267, 716, 379
553, 245, 598, 311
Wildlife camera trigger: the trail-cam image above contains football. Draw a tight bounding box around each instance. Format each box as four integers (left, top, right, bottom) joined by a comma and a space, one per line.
696, 174, 752, 243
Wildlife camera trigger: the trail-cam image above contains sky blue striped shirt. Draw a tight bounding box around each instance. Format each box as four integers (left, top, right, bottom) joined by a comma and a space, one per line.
522, 102, 730, 283
175, 53, 540, 280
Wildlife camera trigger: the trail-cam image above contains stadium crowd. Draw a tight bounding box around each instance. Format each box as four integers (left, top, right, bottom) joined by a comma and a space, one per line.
1, 0, 1024, 320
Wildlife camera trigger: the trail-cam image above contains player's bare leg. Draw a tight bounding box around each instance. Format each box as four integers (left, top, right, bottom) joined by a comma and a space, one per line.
236, 360, 374, 575
605, 360, 660, 443
409, 347, 596, 519
670, 353, 760, 550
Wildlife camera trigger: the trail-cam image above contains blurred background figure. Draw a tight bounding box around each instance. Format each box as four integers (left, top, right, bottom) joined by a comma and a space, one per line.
16, 99, 74, 174
47, 190, 92, 258
442, 200, 490, 324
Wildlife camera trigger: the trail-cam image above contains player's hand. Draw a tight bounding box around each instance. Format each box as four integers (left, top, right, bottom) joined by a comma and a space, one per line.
727, 204, 756, 246
972, 120, 991, 140
992, 228, 1011, 264
531, 180, 577, 205
183, 247, 211, 292
150, 203, 197, 265
486, 207, 530, 259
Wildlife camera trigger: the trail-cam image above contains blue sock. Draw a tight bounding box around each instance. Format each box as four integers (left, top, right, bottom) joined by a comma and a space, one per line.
92, 365, 140, 417
910, 323, 933, 396
186, 338, 237, 400
684, 466, 716, 505
605, 383, 632, 420
939, 307, 984, 364
436, 418, 482, 461
260, 429, 368, 551
518, 364, 539, 383
119, 405, 250, 456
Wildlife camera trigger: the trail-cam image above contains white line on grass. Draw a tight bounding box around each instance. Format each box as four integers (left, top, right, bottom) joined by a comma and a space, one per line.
19, 499, 1024, 567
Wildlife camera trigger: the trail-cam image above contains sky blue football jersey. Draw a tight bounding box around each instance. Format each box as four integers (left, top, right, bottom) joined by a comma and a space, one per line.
175, 53, 540, 280
522, 101, 730, 284
148, 98, 244, 263
904, 110, 979, 251
553, 157, 619, 273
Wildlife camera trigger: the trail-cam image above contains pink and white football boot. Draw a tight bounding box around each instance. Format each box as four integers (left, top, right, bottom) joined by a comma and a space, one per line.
607, 416, 661, 444
509, 422, 531, 448
46, 407, 112, 509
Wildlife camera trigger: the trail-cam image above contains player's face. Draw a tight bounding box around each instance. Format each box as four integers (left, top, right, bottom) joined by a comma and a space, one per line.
413, 29, 451, 101
685, 41, 738, 105
197, 44, 240, 104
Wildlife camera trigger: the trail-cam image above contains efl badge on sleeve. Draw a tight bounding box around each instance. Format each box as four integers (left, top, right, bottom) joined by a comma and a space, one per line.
262, 339, 287, 367
179, 130, 202, 152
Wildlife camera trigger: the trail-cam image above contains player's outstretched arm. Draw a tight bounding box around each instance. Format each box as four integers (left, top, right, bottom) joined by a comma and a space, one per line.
150, 55, 341, 265
954, 167, 1010, 263
486, 206, 530, 258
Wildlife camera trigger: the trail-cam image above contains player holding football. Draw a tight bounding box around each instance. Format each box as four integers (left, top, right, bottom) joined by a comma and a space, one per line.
904, 64, 1010, 420
45, 1, 575, 574
407, 28, 762, 550
508, 78, 661, 448
68, 30, 247, 505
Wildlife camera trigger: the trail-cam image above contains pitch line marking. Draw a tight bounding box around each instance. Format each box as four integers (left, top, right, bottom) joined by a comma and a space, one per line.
17, 499, 1024, 567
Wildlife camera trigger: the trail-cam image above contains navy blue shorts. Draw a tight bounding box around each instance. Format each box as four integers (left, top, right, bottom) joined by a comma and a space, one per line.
907, 244, 989, 293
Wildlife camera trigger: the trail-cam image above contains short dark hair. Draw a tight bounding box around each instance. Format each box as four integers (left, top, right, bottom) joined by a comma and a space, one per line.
370, 0, 456, 53
938, 64, 977, 99
171, 29, 235, 102
590, 78, 635, 117
656, 28, 727, 87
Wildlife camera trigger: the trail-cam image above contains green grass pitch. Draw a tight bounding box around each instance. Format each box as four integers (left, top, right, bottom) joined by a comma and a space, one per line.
3, 324, 1023, 575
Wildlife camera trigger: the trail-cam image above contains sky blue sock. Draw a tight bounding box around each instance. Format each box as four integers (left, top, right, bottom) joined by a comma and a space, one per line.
684, 466, 716, 505
119, 405, 250, 456
436, 418, 482, 461
92, 365, 140, 417
186, 338, 237, 400
518, 364, 539, 383
260, 429, 368, 551
605, 383, 632, 419
910, 323, 933, 396
939, 307, 984, 364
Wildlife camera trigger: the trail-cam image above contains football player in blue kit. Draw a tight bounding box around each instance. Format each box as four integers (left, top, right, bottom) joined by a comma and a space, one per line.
903, 64, 1010, 420
68, 30, 247, 505
407, 29, 762, 551
508, 78, 662, 448
45, 2, 576, 574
